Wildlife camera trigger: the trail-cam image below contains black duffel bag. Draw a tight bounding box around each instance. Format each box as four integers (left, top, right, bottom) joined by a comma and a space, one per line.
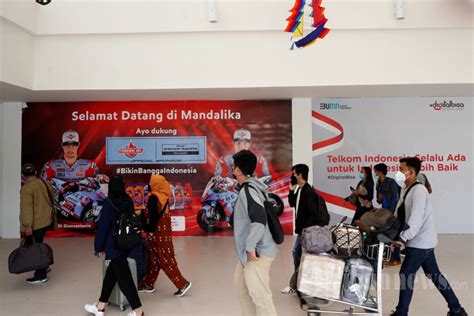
8, 238, 54, 274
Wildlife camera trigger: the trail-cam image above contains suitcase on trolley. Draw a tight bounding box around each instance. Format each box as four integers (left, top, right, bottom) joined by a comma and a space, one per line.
103, 258, 138, 311
341, 258, 373, 305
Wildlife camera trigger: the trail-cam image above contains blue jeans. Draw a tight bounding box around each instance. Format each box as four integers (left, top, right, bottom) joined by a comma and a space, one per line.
292, 234, 302, 271
396, 247, 461, 316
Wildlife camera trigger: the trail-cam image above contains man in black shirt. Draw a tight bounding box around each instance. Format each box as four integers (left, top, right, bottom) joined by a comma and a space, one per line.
281, 164, 320, 294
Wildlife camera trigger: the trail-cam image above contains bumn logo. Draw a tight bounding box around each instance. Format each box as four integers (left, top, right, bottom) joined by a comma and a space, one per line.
429, 100, 464, 111
319, 102, 351, 110
36, 0, 52, 5
118, 141, 144, 158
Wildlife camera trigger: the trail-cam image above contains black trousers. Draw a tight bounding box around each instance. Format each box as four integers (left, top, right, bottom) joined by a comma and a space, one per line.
99, 256, 142, 310
26, 226, 49, 279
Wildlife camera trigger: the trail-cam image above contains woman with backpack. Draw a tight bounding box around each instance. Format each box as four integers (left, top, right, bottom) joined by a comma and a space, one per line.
138, 174, 191, 296
84, 175, 145, 316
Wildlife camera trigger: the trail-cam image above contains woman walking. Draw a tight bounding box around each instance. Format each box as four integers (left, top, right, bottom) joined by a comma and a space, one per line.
85, 175, 144, 316
138, 174, 191, 297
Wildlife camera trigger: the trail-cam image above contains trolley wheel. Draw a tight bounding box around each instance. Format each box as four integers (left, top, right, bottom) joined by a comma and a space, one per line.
119, 304, 125, 311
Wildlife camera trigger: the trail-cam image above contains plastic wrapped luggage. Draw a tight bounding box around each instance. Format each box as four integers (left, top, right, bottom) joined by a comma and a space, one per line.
103, 258, 138, 311
341, 258, 373, 305
297, 253, 345, 300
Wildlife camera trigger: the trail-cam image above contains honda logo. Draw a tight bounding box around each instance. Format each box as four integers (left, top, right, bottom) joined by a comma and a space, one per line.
36, 0, 51, 5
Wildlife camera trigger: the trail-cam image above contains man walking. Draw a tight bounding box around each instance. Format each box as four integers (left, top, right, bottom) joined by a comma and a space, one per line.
232, 150, 277, 316
390, 157, 467, 316
281, 164, 320, 294
20, 163, 56, 284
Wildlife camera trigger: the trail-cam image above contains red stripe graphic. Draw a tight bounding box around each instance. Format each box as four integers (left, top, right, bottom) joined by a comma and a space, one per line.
312, 111, 354, 212
315, 190, 355, 211
312, 111, 344, 151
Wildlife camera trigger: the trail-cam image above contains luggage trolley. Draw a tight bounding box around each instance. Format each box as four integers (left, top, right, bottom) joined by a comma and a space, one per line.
300, 241, 391, 316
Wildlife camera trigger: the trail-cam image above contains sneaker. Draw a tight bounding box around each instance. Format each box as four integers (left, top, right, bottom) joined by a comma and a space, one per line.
386, 259, 402, 267
174, 281, 192, 297
84, 303, 105, 316
448, 307, 468, 316
138, 285, 156, 293
389, 310, 402, 316
127, 312, 144, 316
280, 286, 296, 294
26, 276, 48, 284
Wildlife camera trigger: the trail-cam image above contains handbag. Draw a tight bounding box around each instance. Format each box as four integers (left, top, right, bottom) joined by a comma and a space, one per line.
8, 238, 54, 274
330, 216, 361, 258
301, 225, 333, 254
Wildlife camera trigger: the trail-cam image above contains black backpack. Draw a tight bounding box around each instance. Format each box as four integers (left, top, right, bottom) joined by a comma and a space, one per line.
243, 183, 284, 245
109, 199, 143, 251
313, 187, 330, 226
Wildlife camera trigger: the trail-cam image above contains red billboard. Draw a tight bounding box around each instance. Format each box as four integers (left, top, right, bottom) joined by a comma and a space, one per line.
23, 101, 293, 237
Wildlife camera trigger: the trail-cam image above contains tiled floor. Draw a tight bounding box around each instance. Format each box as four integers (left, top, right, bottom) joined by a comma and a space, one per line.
0, 235, 472, 315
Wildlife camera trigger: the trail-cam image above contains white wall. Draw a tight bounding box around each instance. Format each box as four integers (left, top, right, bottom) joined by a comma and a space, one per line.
292, 98, 312, 177
0, 102, 22, 238
34, 0, 472, 35
0, 20, 35, 88
1, 0, 472, 91
0, 0, 36, 88
0, 0, 37, 32
32, 28, 473, 91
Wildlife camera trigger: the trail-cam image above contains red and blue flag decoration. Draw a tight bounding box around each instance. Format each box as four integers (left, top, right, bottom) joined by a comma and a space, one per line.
284, 0, 330, 49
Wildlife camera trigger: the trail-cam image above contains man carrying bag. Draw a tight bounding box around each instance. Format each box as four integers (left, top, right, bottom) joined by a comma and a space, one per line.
13, 163, 56, 283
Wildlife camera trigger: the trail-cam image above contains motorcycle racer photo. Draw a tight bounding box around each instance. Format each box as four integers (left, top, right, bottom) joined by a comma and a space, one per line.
40, 130, 109, 224
215, 128, 270, 178
41, 130, 105, 182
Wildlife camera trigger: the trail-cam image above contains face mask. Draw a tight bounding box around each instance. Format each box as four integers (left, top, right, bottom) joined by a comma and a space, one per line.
395, 171, 407, 187
290, 175, 297, 185
358, 173, 365, 180
374, 174, 379, 181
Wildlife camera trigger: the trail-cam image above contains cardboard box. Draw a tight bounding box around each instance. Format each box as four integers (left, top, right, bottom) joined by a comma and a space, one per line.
297, 253, 345, 300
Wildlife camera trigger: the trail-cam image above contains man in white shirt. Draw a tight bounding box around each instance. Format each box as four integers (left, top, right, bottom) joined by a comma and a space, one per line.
390, 157, 467, 316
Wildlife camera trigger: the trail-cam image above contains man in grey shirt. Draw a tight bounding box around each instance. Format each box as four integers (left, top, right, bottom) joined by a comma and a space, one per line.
389, 157, 466, 316
232, 150, 277, 316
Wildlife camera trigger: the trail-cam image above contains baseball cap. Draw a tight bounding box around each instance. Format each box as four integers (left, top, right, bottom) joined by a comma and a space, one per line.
233, 129, 251, 142
21, 163, 36, 175
62, 130, 80, 146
